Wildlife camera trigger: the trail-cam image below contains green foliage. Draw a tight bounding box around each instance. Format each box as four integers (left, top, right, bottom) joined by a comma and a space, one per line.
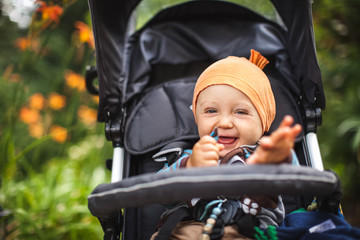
1, 135, 111, 239
136, 0, 277, 29
0, 0, 111, 238
314, 0, 360, 198
338, 118, 360, 151
313, 0, 360, 225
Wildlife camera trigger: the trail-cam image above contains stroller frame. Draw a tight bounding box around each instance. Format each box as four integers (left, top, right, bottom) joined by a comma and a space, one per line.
85, 0, 337, 239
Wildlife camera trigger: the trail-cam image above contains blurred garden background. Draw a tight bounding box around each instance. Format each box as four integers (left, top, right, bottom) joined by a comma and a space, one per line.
0, 0, 359, 239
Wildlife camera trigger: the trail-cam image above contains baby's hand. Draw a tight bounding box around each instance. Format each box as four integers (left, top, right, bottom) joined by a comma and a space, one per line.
247, 115, 302, 165
186, 135, 224, 167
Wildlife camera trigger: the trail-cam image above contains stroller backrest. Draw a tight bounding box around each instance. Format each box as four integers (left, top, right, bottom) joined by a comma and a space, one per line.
123, 0, 303, 156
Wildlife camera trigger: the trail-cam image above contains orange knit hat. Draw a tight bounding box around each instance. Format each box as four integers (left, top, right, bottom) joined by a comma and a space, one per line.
192, 49, 276, 133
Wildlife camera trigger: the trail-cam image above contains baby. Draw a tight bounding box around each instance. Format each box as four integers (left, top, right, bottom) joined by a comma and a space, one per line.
151, 50, 302, 240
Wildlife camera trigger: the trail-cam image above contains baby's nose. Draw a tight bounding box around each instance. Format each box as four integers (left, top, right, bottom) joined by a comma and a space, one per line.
217, 115, 233, 128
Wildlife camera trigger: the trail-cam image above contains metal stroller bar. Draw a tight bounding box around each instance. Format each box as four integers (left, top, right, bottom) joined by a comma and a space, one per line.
305, 133, 324, 171
301, 99, 324, 171
111, 147, 124, 183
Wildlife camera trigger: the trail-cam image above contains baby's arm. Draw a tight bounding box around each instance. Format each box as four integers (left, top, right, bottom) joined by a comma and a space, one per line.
186, 136, 224, 167
247, 115, 302, 165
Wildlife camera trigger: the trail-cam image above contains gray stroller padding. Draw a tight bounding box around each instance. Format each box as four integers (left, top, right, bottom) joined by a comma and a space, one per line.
88, 164, 340, 219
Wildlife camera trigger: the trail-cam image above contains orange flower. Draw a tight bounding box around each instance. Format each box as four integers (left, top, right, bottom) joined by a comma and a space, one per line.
36, 1, 63, 28
29, 93, 46, 110
19, 107, 41, 124
48, 92, 66, 110
16, 37, 31, 51
49, 125, 68, 143
77, 105, 97, 126
74, 21, 95, 49
64, 70, 85, 92
15, 37, 39, 52
29, 123, 44, 139
92, 95, 99, 104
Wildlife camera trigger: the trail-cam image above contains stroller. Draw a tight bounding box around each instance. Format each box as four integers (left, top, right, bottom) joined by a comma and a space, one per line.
85, 0, 359, 239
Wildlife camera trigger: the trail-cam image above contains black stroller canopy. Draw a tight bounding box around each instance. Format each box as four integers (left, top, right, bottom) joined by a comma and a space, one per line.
88, 0, 325, 125
123, 2, 302, 154
88, 0, 326, 154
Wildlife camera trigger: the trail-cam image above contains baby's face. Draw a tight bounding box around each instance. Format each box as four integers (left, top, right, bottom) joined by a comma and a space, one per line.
195, 85, 263, 157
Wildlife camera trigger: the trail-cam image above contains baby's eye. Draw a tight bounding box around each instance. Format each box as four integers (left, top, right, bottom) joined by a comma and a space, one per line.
205, 108, 217, 114
235, 109, 247, 115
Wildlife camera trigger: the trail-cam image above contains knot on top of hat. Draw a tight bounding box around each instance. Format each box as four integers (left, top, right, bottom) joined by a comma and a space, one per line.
249, 49, 269, 70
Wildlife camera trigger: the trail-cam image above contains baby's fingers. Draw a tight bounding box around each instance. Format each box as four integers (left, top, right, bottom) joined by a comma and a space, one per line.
276, 117, 302, 140
199, 135, 224, 152
200, 135, 218, 145
290, 124, 302, 138
279, 115, 295, 128
216, 143, 225, 151
259, 127, 289, 148
258, 135, 273, 148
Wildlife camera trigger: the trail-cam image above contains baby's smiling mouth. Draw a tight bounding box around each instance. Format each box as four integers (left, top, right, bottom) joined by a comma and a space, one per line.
217, 136, 238, 145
